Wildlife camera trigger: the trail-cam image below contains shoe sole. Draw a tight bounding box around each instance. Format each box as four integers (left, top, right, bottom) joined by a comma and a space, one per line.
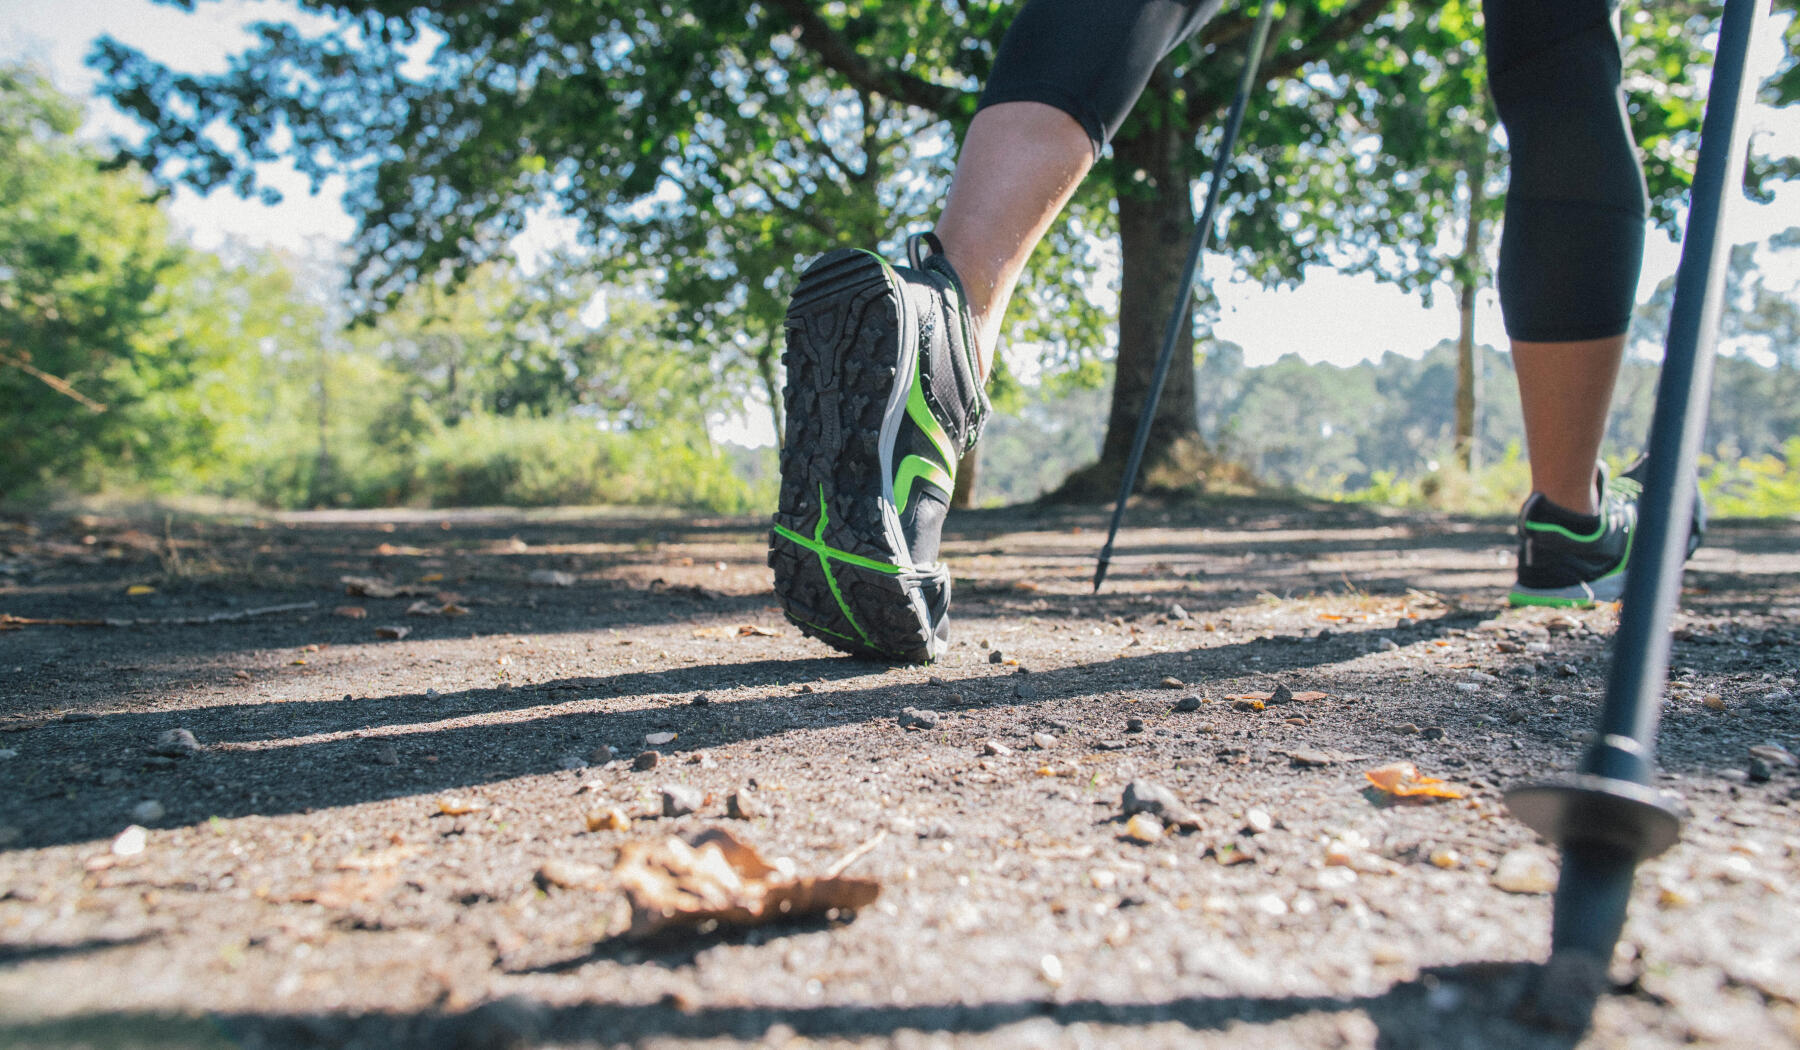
769, 249, 947, 664
1507, 570, 1627, 608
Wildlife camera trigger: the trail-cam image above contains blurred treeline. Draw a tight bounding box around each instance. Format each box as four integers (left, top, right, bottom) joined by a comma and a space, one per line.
5, 64, 1797, 516
1, 66, 775, 512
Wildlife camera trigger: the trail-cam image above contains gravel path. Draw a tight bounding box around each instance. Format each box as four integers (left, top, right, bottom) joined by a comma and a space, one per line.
1, 502, 1796, 1049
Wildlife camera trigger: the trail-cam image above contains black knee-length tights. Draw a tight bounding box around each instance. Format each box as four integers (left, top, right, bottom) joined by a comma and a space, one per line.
978, 0, 1646, 341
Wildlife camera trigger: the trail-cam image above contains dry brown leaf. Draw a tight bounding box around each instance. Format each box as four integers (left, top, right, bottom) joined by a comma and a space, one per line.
1290, 691, 1330, 703
614, 828, 880, 939
691, 626, 736, 639
334, 605, 368, 619
126, 584, 156, 596
737, 624, 784, 637
1224, 692, 1273, 702
375, 625, 411, 640
436, 796, 485, 816
1365, 761, 1465, 801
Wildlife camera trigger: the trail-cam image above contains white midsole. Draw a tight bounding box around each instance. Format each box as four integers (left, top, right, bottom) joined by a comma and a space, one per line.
874, 260, 921, 572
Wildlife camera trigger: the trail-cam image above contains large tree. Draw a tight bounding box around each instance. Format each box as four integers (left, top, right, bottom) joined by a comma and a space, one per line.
91, 1, 1789, 499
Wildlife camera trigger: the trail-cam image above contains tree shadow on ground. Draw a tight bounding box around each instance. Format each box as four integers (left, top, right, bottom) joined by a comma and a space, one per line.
0, 960, 1603, 1049
6, 609, 1498, 850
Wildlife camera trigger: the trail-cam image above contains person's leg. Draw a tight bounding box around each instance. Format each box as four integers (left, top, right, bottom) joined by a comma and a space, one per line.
1487, 0, 1643, 517
772, 0, 1221, 660
935, 102, 1093, 380
939, 0, 1224, 378
1512, 336, 1625, 514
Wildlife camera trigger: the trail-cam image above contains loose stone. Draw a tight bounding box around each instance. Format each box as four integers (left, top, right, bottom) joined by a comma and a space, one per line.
150, 728, 200, 758
726, 789, 767, 820
1175, 695, 1203, 712
1493, 848, 1558, 894
660, 785, 704, 817
634, 750, 661, 771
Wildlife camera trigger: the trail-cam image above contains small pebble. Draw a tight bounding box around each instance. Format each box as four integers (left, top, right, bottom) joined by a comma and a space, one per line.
982, 740, 1013, 757
587, 745, 616, 765
1031, 732, 1058, 750
1124, 813, 1164, 843
130, 800, 165, 823
1174, 695, 1202, 712
988, 650, 1005, 664
660, 785, 704, 817
1170, 603, 1189, 620
1126, 717, 1145, 733
634, 750, 661, 771
557, 754, 587, 770
899, 708, 940, 730
1040, 954, 1065, 986
691, 693, 711, 706
0, 748, 16, 760
645, 731, 677, 746
726, 789, 767, 820
371, 743, 400, 766
1429, 847, 1461, 870
1702, 694, 1726, 711
1493, 848, 1559, 894
425, 688, 441, 700
1244, 808, 1273, 835
111, 825, 147, 857
1379, 637, 1401, 652
1393, 723, 1420, 735
1421, 726, 1446, 741
1013, 681, 1039, 700
1268, 682, 1293, 705
1454, 683, 1482, 694
150, 728, 200, 758
1160, 676, 1185, 689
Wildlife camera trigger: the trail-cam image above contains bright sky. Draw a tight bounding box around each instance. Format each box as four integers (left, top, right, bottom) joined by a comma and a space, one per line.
5, 0, 1798, 399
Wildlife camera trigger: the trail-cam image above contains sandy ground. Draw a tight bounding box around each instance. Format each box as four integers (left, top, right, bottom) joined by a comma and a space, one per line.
1, 500, 1796, 1049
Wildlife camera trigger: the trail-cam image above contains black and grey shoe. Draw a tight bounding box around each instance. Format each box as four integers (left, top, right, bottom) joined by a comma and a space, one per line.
769, 233, 989, 663
1507, 459, 1702, 608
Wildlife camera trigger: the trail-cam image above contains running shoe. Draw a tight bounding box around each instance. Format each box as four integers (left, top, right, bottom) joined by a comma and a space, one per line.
769, 233, 989, 662
1508, 459, 1703, 608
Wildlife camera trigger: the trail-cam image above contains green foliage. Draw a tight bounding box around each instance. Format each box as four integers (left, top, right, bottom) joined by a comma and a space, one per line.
0, 64, 196, 496
1698, 438, 1800, 518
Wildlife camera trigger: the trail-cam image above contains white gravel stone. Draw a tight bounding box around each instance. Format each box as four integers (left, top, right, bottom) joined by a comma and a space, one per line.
1493, 848, 1558, 894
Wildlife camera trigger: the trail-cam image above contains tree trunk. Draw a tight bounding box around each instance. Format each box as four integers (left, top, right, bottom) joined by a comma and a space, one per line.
951, 447, 978, 508
1047, 115, 1202, 501
1453, 147, 1489, 472
757, 329, 784, 449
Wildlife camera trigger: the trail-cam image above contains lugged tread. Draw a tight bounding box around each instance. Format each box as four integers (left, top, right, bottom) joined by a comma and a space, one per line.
770, 249, 941, 663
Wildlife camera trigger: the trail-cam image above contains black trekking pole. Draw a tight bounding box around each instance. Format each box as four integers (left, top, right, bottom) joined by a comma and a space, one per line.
1092, 0, 1279, 594
1506, 0, 1764, 969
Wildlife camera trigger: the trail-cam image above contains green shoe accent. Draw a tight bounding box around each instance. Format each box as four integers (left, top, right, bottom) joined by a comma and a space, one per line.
782, 612, 857, 643
905, 365, 957, 470
770, 486, 908, 655
1507, 590, 1602, 609
895, 454, 953, 513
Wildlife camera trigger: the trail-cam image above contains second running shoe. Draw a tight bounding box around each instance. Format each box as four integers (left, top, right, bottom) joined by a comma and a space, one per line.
769, 233, 989, 663
1508, 458, 1704, 608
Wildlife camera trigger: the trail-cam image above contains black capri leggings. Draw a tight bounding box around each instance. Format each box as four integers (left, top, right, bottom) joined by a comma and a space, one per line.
978, 0, 1646, 342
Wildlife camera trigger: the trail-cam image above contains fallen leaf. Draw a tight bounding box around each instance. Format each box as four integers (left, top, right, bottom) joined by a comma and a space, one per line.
737, 624, 783, 637
419, 572, 445, 584
1364, 761, 1465, 801
406, 599, 469, 617
375, 625, 411, 640
586, 807, 630, 832
126, 584, 156, 596
1225, 692, 1272, 702
1290, 691, 1330, 703
334, 605, 368, 619
436, 796, 485, 816
692, 626, 736, 639
614, 828, 880, 938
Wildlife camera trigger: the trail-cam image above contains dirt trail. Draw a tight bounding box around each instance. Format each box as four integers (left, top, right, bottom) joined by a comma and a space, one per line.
1, 502, 1797, 1049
